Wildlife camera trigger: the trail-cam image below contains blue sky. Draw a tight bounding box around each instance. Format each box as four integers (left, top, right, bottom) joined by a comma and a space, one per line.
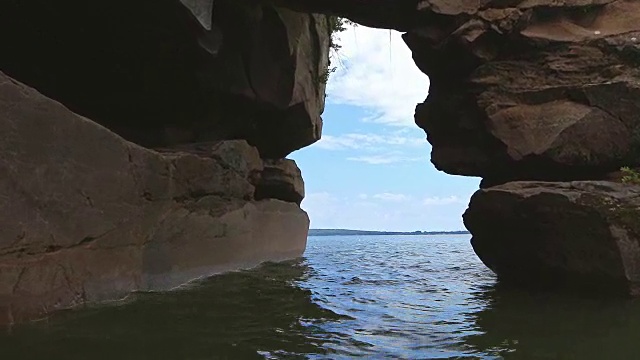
289, 25, 480, 231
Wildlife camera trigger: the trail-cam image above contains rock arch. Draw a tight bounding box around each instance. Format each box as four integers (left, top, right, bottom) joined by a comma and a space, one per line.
1, 0, 640, 324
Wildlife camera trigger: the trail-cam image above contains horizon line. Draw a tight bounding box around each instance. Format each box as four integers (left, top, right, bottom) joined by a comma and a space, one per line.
310, 228, 469, 232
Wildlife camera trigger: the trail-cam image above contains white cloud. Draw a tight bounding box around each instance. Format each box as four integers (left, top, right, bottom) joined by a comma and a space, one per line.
314, 133, 426, 151
312, 132, 429, 164
347, 154, 425, 165
314, 135, 360, 150
423, 196, 466, 206
372, 193, 410, 201
326, 25, 430, 127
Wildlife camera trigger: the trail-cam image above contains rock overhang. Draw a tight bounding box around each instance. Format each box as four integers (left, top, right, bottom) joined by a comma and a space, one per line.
7, 0, 639, 182
180, 0, 215, 30
0, 0, 329, 159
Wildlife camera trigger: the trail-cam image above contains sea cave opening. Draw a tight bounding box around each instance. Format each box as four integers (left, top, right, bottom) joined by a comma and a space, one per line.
288, 22, 481, 232
0, 0, 482, 231
3, 0, 640, 356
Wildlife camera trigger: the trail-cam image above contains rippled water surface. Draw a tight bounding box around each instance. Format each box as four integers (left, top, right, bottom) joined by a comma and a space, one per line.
3, 234, 640, 359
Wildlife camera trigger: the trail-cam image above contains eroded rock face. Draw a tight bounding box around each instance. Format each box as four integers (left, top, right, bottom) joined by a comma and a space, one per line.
0, 0, 329, 158
0, 72, 309, 324
464, 181, 640, 294
406, 0, 640, 185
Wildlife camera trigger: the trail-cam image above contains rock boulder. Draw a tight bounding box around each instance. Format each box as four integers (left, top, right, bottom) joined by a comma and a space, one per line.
464, 181, 640, 294
255, 159, 305, 205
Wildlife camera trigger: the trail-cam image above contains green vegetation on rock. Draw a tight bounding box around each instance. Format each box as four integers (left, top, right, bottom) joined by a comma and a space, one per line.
320, 16, 356, 84
621, 167, 640, 185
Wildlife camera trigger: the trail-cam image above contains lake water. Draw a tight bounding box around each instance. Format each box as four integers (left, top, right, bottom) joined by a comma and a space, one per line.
2, 234, 640, 359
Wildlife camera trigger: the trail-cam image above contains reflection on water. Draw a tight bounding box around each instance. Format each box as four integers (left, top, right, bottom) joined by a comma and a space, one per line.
1, 235, 640, 359
464, 287, 640, 359
0, 261, 343, 360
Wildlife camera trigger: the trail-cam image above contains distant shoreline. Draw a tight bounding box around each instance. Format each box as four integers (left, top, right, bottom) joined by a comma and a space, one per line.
308, 229, 470, 237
